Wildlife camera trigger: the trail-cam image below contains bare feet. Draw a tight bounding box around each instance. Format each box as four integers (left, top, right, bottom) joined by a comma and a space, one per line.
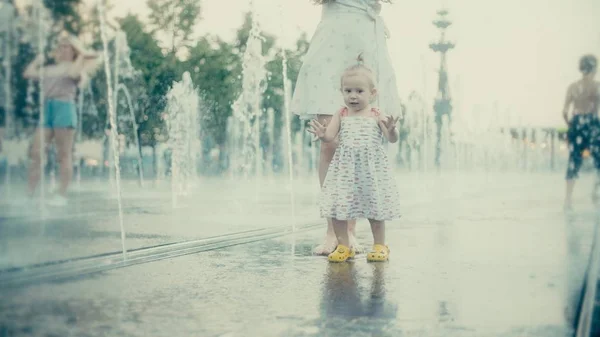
314, 231, 364, 255
313, 234, 338, 255
349, 232, 364, 254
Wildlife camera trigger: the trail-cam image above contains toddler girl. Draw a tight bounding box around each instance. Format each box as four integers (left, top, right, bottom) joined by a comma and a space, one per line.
307, 56, 401, 262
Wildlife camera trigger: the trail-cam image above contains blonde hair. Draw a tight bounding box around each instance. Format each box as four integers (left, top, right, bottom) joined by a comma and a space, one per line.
52, 34, 79, 61
53, 32, 103, 88
340, 53, 377, 89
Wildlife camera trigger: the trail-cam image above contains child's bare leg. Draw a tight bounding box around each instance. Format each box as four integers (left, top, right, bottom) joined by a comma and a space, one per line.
28, 129, 53, 196
332, 218, 350, 248
368, 219, 386, 246
367, 219, 389, 262
312, 218, 338, 255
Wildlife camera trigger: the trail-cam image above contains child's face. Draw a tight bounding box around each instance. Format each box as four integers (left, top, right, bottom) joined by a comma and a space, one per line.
54, 42, 76, 62
341, 74, 376, 112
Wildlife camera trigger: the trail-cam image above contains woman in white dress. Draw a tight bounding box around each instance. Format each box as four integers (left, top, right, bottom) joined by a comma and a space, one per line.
291, 0, 401, 255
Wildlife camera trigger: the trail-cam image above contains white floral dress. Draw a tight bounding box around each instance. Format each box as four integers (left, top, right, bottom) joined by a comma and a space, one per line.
320, 107, 402, 221
291, 0, 402, 120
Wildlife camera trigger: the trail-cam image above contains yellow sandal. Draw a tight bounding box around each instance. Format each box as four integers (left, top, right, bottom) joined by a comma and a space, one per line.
327, 244, 356, 263
367, 244, 390, 262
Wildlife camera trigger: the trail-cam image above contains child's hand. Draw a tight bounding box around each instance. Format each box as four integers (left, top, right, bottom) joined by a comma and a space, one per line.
34, 54, 45, 64
381, 115, 399, 132
307, 119, 327, 140
83, 52, 99, 59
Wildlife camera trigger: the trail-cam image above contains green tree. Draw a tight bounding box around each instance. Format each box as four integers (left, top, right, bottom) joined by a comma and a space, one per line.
147, 0, 201, 54
43, 0, 83, 34
234, 12, 276, 54
261, 34, 308, 171
185, 11, 308, 173
118, 14, 173, 147
186, 37, 240, 156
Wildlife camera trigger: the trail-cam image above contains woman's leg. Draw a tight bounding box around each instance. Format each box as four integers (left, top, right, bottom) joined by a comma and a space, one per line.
54, 128, 75, 196
314, 114, 338, 254
314, 114, 358, 255
332, 218, 349, 247
27, 128, 54, 196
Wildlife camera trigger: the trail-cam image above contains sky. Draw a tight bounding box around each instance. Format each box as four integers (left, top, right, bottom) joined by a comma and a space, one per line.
87, 0, 600, 127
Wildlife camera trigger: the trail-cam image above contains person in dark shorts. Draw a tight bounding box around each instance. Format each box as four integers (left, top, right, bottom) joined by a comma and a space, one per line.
563, 54, 600, 209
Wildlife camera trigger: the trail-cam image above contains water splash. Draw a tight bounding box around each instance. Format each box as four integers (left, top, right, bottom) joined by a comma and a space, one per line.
116, 83, 144, 187
97, 0, 126, 260
0, 0, 17, 198
34, 0, 51, 215
230, 2, 267, 180
75, 85, 100, 189
166, 72, 199, 208
106, 30, 139, 188
113, 31, 137, 79
266, 107, 275, 177
277, 1, 296, 232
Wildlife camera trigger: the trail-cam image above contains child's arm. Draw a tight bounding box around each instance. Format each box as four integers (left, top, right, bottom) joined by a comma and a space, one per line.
66, 54, 86, 80
67, 53, 99, 80
378, 115, 399, 143
308, 112, 341, 142
322, 112, 341, 142
23, 55, 44, 79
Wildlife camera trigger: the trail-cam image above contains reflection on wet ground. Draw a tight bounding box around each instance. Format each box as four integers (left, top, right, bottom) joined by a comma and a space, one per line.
0, 210, 595, 336
0, 172, 598, 336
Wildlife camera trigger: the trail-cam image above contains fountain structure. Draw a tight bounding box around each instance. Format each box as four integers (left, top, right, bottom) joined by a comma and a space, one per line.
0, 0, 17, 197
165, 71, 200, 208
99, 28, 145, 188
29, 0, 52, 211
229, 6, 267, 180
98, 0, 127, 259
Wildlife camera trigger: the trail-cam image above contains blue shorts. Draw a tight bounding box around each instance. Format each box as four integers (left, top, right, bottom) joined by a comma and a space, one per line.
44, 99, 77, 129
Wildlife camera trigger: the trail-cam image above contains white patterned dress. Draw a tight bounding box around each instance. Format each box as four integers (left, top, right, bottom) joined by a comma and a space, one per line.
291, 0, 402, 120
320, 107, 401, 221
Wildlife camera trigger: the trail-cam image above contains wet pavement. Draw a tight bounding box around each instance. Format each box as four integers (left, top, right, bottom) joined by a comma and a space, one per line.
0, 172, 589, 269
0, 176, 321, 269
0, 171, 597, 336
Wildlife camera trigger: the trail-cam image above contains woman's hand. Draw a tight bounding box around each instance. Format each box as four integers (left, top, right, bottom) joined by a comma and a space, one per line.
307, 119, 327, 140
